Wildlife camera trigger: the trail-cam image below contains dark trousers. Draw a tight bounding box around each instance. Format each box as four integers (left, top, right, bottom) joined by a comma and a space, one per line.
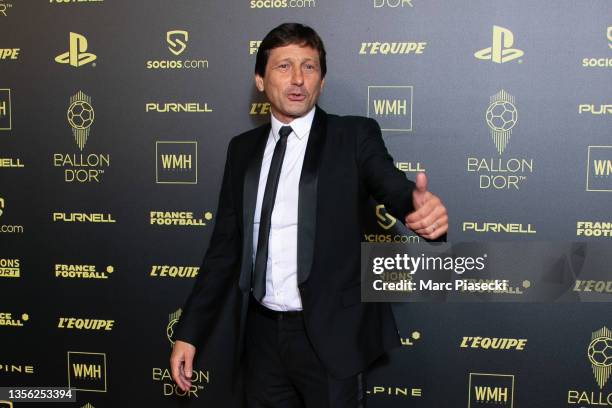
245, 295, 365, 408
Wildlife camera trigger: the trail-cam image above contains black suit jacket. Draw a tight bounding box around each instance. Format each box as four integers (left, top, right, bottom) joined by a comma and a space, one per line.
174, 106, 416, 379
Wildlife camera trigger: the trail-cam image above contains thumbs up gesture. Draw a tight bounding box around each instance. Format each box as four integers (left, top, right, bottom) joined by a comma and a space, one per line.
404, 172, 448, 240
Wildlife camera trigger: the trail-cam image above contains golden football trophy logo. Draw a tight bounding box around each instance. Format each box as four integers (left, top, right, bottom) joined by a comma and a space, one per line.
167, 309, 182, 346
588, 326, 612, 389
55, 32, 97, 67
0, 197, 4, 217
375, 204, 396, 230
486, 90, 517, 155
475, 26, 523, 64
67, 91, 94, 151
167, 30, 188, 56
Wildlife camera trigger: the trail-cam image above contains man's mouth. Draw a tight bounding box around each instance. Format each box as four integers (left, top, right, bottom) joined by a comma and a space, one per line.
287, 92, 306, 102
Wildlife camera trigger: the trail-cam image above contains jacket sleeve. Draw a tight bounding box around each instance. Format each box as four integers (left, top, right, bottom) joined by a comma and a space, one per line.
357, 118, 447, 242
356, 117, 415, 220
173, 137, 242, 347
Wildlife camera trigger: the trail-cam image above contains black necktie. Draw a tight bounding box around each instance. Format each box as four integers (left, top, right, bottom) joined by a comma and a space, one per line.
252, 125, 293, 301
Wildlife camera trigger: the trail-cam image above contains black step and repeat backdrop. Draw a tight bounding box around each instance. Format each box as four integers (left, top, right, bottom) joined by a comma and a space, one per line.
1, 1, 611, 407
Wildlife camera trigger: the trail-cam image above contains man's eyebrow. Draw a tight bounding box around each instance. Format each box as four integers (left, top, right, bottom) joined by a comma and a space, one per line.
271, 57, 292, 64
269, 56, 319, 66
300, 57, 319, 64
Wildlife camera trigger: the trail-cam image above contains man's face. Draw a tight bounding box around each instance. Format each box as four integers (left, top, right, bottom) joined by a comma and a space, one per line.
255, 43, 324, 124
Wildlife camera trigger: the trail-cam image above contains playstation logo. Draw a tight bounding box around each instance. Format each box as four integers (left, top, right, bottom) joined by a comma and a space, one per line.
167, 30, 188, 56
55, 32, 97, 67
475, 25, 524, 64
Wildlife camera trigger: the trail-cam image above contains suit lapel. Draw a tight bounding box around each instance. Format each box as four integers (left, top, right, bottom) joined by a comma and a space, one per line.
238, 123, 270, 292
297, 106, 327, 284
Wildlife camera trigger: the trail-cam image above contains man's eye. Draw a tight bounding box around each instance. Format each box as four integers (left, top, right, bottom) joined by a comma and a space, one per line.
278, 64, 289, 69
304, 64, 315, 71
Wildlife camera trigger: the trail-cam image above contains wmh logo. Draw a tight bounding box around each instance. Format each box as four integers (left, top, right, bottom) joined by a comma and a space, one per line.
586, 146, 612, 192
67, 351, 107, 392
73, 362, 102, 379
593, 159, 612, 176
0, 88, 11, 130
468, 373, 514, 407
372, 99, 408, 116
161, 152, 192, 169
367, 86, 413, 132
156, 141, 197, 184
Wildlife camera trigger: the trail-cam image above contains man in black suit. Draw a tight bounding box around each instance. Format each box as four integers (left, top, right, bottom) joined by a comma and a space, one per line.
170, 23, 448, 407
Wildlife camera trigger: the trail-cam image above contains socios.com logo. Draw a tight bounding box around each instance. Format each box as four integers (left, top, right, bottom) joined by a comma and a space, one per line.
475, 26, 523, 64
167, 30, 188, 56
250, 0, 316, 8
375, 204, 396, 230
55, 32, 96, 67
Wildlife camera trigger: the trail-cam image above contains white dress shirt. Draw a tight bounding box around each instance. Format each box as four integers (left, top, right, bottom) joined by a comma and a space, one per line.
252, 107, 316, 311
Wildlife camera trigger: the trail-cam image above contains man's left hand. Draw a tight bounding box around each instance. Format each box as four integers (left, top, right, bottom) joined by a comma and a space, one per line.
404, 172, 448, 240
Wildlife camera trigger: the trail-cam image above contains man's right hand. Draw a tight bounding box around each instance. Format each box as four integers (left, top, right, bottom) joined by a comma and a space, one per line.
170, 340, 196, 392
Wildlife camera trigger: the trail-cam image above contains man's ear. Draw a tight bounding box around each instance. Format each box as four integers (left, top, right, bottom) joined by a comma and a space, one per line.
320, 77, 325, 91
254, 74, 264, 92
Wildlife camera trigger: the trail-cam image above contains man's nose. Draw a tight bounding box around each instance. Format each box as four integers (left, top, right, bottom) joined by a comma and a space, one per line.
291, 67, 304, 85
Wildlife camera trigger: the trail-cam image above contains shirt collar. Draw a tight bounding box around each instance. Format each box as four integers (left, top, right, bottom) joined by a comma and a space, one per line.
270, 106, 316, 142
